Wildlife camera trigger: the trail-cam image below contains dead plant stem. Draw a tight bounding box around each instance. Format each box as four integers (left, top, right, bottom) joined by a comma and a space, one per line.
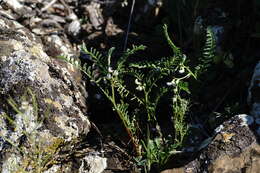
123, 0, 136, 52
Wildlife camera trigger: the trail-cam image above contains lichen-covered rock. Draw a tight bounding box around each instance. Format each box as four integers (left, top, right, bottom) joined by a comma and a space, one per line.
183, 114, 259, 173
0, 15, 106, 172
79, 154, 107, 173
162, 114, 259, 173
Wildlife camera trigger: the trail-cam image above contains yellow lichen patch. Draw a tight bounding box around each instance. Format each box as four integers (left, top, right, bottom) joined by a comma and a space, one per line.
11, 39, 24, 51
29, 44, 49, 62
44, 137, 64, 155
19, 136, 64, 172
222, 132, 235, 143
40, 137, 65, 169
44, 98, 62, 111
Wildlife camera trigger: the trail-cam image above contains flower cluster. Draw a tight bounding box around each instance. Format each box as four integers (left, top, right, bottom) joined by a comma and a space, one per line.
166, 78, 179, 87
166, 79, 179, 103
107, 67, 119, 79
135, 79, 145, 91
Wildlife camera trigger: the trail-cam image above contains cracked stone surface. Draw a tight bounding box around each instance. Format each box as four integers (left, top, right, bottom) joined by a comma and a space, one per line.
0, 15, 106, 173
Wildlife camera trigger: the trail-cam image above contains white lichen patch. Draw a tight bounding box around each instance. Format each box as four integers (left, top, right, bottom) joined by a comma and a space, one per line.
43, 165, 61, 173
1, 153, 22, 173
10, 39, 24, 51
16, 28, 29, 37
16, 101, 42, 133
0, 49, 53, 94
29, 44, 50, 62
0, 112, 9, 150
4, 0, 23, 10
79, 154, 107, 173
1, 127, 63, 172
0, 51, 38, 93
215, 124, 224, 133
77, 110, 91, 133
238, 114, 254, 126
47, 35, 73, 56
58, 67, 73, 86
0, 19, 9, 28
59, 94, 73, 108
7, 101, 42, 147
54, 108, 90, 141
37, 129, 56, 145
1, 56, 8, 62
54, 115, 80, 140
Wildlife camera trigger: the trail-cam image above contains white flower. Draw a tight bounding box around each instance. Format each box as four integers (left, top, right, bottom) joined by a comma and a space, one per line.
173, 97, 177, 103
136, 86, 144, 91
106, 73, 112, 79
108, 67, 113, 73
121, 0, 128, 7
166, 81, 174, 86
179, 67, 185, 74
113, 70, 119, 76
135, 79, 141, 85
74, 60, 79, 67
167, 79, 179, 86
182, 54, 187, 61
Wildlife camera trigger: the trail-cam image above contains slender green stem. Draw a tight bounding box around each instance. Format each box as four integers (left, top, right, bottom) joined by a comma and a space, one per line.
109, 78, 141, 156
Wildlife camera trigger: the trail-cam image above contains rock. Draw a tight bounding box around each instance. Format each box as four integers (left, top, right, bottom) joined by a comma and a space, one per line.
66, 19, 81, 37
184, 114, 259, 173
80, 154, 107, 173
3, 0, 35, 19
0, 15, 106, 172
65, 13, 81, 37
42, 33, 76, 58
162, 114, 259, 173
84, 2, 104, 30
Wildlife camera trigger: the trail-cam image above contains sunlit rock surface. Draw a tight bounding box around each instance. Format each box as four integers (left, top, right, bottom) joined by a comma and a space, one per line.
183, 114, 259, 173
0, 15, 106, 173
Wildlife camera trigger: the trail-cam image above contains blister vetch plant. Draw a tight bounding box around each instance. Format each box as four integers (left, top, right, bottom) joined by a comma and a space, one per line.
59, 24, 207, 172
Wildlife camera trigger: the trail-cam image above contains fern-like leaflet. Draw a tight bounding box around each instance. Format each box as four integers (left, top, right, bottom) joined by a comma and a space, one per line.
197, 26, 216, 73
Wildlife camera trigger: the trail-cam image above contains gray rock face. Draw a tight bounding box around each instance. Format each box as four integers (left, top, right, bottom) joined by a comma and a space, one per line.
0, 16, 106, 172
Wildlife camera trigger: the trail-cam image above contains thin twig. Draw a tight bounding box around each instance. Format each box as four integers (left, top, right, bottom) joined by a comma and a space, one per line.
123, 0, 136, 52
